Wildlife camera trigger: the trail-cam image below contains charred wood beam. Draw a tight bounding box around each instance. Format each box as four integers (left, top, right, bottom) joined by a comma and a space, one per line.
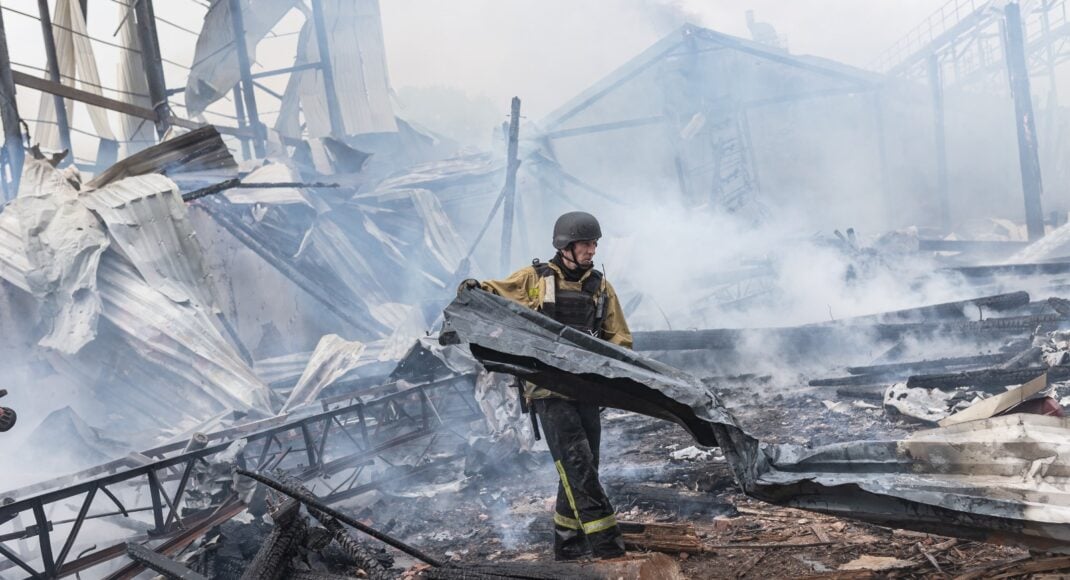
180, 179, 341, 202
424, 562, 602, 580
240, 500, 305, 580
846, 353, 1012, 376
125, 543, 208, 580
906, 365, 1068, 391
919, 239, 1030, 254
236, 470, 445, 567
947, 262, 1070, 278
818, 291, 1031, 325
632, 313, 1048, 352
287, 573, 363, 580
619, 521, 703, 554
275, 475, 391, 580
1000, 346, 1044, 369
609, 483, 733, 518
809, 373, 902, 387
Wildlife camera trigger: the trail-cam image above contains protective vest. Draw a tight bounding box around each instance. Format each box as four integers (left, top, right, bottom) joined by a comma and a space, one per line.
532, 260, 605, 337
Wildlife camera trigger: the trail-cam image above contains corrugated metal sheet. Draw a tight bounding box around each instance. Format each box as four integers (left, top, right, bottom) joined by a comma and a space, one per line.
445, 288, 1070, 552
409, 188, 467, 275
184, 0, 300, 115
0, 161, 272, 430
281, 0, 397, 138
281, 334, 367, 412
95, 253, 269, 413
82, 174, 217, 310
89, 126, 238, 189
13, 159, 108, 354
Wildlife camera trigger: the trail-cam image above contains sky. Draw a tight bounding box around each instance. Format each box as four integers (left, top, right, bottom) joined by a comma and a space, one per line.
378, 0, 944, 119
0, 0, 946, 154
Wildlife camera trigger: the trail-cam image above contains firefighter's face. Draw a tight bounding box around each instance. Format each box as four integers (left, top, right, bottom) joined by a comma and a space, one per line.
567, 239, 598, 268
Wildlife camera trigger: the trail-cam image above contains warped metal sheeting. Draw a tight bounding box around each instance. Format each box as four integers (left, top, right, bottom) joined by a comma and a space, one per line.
442, 288, 1070, 552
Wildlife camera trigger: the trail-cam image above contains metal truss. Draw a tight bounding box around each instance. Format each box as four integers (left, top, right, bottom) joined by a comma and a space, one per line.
877, 0, 1070, 93
0, 375, 480, 579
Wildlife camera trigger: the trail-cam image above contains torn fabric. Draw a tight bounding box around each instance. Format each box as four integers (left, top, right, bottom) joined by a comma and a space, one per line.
277, 0, 396, 138
184, 0, 300, 115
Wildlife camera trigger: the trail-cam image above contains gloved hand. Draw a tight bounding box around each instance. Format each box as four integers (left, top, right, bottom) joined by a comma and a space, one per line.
457, 278, 480, 295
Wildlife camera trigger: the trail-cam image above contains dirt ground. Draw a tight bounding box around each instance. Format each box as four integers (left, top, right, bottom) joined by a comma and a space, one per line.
334, 391, 1065, 580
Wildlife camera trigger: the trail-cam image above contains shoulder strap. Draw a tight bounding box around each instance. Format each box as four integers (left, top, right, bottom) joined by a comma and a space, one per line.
531, 260, 554, 279
581, 269, 604, 296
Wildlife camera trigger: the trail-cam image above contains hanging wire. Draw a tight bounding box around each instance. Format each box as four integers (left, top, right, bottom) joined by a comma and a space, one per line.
105, 0, 203, 37
22, 117, 123, 142
0, 5, 141, 54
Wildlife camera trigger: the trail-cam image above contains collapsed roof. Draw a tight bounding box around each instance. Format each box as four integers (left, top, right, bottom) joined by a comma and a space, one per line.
443, 287, 1070, 552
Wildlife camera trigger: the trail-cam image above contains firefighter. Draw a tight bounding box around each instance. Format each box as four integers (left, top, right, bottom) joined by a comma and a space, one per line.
460, 211, 630, 561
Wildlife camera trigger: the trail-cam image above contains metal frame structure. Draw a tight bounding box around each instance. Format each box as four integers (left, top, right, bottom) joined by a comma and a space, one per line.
0, 375, 481, 579
874, 0, 1070, 240
0, 0, 348, 200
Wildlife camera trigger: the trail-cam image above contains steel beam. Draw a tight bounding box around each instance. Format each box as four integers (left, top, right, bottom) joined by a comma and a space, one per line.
133, 0, 171, 139
231, 86, 251, 160
1004, 2, 1047, 241
36, 0, 73, 163
227, 0, 265, 157
310, 0, 344, 137
0, 377, 480, 577
928, 54, 952, 233
0, 5, 23, 200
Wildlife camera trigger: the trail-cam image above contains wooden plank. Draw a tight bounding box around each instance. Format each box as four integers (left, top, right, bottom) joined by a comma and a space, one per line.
938, 372, 1047, 427
619, 521, 702, 554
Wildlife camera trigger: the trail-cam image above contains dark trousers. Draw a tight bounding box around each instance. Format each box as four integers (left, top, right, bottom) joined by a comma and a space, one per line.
533, 398, 625, 560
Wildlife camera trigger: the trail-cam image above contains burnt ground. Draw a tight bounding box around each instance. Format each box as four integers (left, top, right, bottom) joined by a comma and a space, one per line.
302, 380, 1059, 580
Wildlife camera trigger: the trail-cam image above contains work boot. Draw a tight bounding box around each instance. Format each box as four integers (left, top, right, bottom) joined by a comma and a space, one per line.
588, 529, 626, 560
553, 525, 590, 561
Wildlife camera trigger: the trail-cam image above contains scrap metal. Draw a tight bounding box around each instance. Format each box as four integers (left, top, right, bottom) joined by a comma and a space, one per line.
0, 375, 479, 577
443, 287, 1070, 552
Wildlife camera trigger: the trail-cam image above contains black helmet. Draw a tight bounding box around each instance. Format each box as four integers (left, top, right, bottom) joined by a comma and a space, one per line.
552, 211, 602, 250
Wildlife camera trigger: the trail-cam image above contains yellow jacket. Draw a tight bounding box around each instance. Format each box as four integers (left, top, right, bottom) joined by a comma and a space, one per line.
480, 261, 632, 399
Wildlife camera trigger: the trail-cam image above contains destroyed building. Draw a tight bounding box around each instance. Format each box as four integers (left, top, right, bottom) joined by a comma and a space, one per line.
4, 0, 1070, 578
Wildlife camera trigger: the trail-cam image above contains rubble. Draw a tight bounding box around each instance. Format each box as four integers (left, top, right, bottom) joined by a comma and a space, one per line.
443, 287, 1070, 553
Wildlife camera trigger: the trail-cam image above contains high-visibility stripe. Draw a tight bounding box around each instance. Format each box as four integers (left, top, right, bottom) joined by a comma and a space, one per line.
553, 512, 581, 530
582, 513, 618, 535
554, 460, 583, 525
